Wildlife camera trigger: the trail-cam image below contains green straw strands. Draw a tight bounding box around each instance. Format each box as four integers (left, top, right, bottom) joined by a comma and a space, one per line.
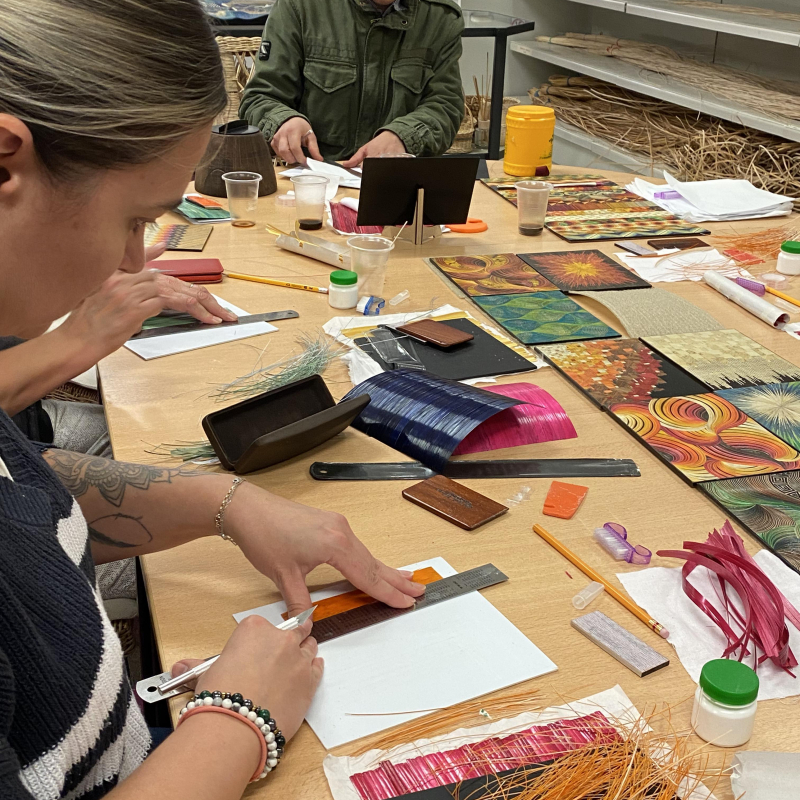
210, 332, 341, 401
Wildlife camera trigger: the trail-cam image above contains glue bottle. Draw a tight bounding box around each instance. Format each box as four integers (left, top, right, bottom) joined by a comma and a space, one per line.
328, 270, 358, 309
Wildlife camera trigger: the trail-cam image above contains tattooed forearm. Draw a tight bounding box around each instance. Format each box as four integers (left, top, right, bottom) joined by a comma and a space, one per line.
88, 513, 154, 550
44, 449, 200, 507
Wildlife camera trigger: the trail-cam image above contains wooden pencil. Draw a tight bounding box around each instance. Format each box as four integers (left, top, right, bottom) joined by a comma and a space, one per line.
532, 523, 670, 639
225, 271, 329, 294
764, 284, 800, 309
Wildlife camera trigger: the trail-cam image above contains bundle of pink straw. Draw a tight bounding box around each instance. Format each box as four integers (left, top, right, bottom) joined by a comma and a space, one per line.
659, 521, 800, 674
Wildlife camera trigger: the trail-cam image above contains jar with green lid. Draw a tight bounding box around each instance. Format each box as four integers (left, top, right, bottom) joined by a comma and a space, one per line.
328, 269, 358, 309
776, 240, 800, 276
691, 659, 759, 747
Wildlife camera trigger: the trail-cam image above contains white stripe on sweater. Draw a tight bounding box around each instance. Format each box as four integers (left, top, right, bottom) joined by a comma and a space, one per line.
57, 501, 88, 567
20, 502, 149, 799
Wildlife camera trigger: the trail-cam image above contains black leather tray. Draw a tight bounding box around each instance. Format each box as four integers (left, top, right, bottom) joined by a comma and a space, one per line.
202, 375, 370, 473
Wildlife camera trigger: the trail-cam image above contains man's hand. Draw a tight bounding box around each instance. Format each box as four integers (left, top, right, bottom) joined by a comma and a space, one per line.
341, 131, 407, 168
271, 118, 323, 165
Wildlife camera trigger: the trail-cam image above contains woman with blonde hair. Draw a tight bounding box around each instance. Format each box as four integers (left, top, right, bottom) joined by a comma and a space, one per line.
0, 2, 423, 798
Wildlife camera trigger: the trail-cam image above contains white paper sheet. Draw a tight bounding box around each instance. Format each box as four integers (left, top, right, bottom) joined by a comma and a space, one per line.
730, 751, 800, 800
616, 249, 754, 283
124, 297, 277, 360
619, 550, 800, 700
282, 160, 361, 190
234, 557, 558, 749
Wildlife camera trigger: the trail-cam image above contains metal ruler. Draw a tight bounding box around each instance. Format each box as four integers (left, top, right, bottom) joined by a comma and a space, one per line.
312, 563, 508, 644
310, 458, 640, 481
129, 310, 299, 339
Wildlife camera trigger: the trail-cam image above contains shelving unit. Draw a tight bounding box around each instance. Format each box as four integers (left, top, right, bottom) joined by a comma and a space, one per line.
510, 40, 800, 143
557, 0, 800, 46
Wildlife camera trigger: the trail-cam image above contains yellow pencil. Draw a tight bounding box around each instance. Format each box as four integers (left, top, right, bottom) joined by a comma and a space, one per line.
765, 285, 800, 309
225, 271, 329, 294
532, 523, 670, 639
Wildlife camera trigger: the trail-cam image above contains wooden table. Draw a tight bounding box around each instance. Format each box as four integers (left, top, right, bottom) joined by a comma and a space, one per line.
100, 165, 800, 798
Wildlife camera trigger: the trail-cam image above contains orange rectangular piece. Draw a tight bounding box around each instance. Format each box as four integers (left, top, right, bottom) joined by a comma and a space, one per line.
280, 566, 442, 622
543, 481, 588, 519
186, 193, 224, 209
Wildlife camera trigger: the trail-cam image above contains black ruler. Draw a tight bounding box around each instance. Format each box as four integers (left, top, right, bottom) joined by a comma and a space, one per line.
310, 458, 640, 481
312, 563, 508, 644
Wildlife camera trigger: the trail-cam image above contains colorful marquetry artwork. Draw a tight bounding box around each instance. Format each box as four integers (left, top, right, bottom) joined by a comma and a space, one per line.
519, 250, 650, 292
538, 339, 708, 408
609, 394, 800, 484
716, 382, 800, 450
545, 217, 710, 243
700, 471, 800, 572
473, 292, 620, 345
644, 330, 800, 390
428, 253, 558, 296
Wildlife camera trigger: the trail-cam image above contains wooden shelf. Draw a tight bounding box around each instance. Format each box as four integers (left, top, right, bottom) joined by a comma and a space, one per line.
557, 0, 800, 47
511, 40, 800, 143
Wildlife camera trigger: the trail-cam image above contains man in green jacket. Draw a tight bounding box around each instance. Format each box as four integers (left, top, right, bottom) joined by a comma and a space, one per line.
240, 0, 465, 167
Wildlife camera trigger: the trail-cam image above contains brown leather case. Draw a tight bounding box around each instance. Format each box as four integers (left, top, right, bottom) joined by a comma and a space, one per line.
402, 474, 508, 530
394, 319, 474, 348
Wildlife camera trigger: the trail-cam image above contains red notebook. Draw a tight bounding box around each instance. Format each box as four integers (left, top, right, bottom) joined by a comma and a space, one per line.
146, 258, 224, 284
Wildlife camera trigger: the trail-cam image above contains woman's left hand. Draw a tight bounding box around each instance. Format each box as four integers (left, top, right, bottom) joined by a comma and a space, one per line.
225, 482, 426, 617
145, 242, 237, 324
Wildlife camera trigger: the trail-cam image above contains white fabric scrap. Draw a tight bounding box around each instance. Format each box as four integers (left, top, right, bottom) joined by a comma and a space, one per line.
619, 550, 800, 700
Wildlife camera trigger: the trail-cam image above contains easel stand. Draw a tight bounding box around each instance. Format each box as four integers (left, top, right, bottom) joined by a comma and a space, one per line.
384, 187, 445, 245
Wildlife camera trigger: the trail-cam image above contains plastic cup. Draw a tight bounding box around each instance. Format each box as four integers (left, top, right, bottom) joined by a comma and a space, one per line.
348, 236, 394, 296
222, 171, 261, 228
291, 175, 329, 231
515, 180, 552, 236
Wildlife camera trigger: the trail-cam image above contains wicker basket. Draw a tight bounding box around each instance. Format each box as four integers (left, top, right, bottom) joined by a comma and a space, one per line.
447, 105, 476, 153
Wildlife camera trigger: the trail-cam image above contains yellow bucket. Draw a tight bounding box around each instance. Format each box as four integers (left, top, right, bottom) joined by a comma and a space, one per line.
503, 106, 555, 176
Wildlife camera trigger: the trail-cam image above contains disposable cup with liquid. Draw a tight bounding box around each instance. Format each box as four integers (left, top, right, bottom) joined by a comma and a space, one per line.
516, 180, 552, 236
348, 236, 394, 296
291, 175, 329, 231
221, 171, 262, 228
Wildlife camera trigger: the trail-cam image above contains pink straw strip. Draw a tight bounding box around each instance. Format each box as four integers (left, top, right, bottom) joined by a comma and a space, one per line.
349, 712, 618, 800
453, 383, 577, 455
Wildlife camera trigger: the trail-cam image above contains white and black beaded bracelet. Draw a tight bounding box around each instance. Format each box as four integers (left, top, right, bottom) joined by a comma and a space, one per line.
179, 691, 285, 774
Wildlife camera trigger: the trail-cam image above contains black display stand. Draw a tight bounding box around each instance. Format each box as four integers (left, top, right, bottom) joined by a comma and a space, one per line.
211, 9, 535, 160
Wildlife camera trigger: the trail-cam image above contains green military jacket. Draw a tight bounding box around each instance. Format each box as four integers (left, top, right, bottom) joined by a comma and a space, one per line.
240, 0, 465, 160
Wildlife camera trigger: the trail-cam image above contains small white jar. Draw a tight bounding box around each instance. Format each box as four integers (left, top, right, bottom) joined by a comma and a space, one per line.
776, 240, 800, 275
328, 269, 358, 309
691, 659, 759, 747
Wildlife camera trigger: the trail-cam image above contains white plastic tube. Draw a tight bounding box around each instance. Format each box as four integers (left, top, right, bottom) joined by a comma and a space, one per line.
573, 581, 605, 610
703, 270, 789, 327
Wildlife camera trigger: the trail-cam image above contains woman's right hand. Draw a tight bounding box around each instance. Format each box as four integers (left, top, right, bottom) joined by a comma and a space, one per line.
174, 614, 324, 743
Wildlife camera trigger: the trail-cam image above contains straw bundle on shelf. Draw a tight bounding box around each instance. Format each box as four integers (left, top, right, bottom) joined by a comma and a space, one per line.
671, 0, 800, 23
534, 33, 800, 124
530, 75, 800, 208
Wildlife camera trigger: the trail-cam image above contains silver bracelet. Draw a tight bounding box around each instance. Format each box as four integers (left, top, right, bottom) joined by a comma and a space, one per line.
215, 477, 245, 546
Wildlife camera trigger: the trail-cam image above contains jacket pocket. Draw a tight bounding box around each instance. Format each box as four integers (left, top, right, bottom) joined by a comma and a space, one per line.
302, 60, 358, 147
390, 62, 433, 116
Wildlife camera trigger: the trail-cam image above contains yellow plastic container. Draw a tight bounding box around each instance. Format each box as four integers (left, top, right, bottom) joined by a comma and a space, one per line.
503, 106, 555, 176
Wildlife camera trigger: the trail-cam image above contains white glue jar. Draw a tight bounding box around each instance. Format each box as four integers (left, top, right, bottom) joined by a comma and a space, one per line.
328, 270, 358, 309
776, 240, 800, 275
691, 659, 759, 747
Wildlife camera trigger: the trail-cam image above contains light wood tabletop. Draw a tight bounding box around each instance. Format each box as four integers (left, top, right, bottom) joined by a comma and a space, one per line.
100, 163, 800, 798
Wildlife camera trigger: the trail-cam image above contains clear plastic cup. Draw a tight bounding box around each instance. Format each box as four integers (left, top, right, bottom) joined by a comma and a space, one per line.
291, 175, 329, 231
221, 171, 262, 228
516, 180, 552, 236
348, 236, 394, 296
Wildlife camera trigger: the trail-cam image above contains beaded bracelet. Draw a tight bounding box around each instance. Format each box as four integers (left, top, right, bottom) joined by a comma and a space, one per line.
177, 691, 285, 781
215, 477, 245, 546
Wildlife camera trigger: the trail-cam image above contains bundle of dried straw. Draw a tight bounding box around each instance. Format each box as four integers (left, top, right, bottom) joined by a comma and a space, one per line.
530, 75, 800, 208
672, 0, 800, 23
535, 33, 800, 123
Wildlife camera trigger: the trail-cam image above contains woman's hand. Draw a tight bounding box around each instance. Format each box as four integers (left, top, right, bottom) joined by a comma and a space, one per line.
172, 614, 323, 742
153, 274, 237, 324
225, 482, 426, 617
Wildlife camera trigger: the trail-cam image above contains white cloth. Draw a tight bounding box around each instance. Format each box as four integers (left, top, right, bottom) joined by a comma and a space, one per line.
619, 550, 800, 700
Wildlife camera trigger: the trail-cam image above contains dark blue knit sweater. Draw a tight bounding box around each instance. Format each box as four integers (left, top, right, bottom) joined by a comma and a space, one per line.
0, 410, 150, 799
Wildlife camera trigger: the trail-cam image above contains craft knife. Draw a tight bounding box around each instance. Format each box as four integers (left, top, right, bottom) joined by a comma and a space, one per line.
129, 310, 299, 340
136, 606, 315, 703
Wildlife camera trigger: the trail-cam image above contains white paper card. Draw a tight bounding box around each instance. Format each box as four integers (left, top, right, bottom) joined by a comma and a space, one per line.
234, 557, 557, 749
124, 297, 277, 360
619, 550, 800, 700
